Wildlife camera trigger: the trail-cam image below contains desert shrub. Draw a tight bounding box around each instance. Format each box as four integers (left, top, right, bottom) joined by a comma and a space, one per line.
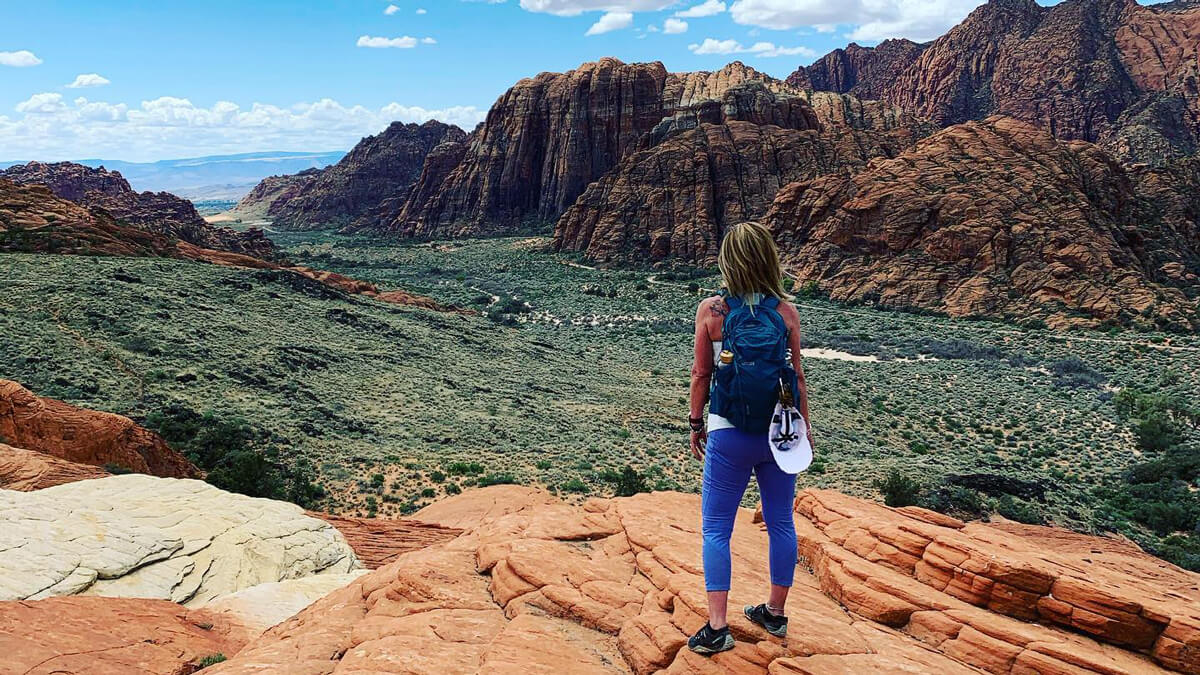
601, 465, 649, 497
920, 485, 986, 517
993, 495, 1045, 525
102, 462, 133, 475
874, 469, 922, 507
562, 477, 589, 493
445, 483, 462, 495
196, 654, 227, 669
1048, 356, 1106, 389
478, 473, 517, 487
446, 461, 484, 476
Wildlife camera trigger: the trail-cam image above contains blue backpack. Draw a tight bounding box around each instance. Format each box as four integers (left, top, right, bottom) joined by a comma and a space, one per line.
710, 295, 798, 433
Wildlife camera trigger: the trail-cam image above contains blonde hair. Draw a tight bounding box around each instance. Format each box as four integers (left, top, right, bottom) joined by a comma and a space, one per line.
717, 222, 789, 300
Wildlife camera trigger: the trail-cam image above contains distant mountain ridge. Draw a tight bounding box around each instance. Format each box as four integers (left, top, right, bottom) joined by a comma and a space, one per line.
0, 150, 345, 200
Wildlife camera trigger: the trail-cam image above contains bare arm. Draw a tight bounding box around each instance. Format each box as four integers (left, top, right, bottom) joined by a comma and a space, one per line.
780, 301, 812, 429
689, 299, 716, 420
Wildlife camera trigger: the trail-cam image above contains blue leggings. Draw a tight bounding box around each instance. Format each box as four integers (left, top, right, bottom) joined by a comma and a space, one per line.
702, 427, 798, 592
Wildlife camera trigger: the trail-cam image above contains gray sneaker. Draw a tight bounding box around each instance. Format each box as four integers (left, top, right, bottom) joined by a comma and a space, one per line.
744, 604, 788, 637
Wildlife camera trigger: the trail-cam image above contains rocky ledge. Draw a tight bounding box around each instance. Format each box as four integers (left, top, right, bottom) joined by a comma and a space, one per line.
0, 378, 198, 478
204, 485, 1199, 674
0, 474, 360, 605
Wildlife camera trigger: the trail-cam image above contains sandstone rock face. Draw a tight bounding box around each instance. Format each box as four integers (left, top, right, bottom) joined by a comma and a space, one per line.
797, 0, 1200, 167
795, 489, 1200, 674
0, 378, 198, 478
230, 167, 323, 220
1, 161, 275, 257
766, 116, 1199, 329
0, 474, 360, 605
200, 572, 369, 633
554, 91, 933, 265
790, 39, 927, 100
385, 60, 793, 238
309, 512, 463, 569
208, 484, 1194, 674
0, 596, 251, 675
260, 120, 466, 231
0, 179, 182, 257
0, 443, 109, 491
554, 122, 884, 264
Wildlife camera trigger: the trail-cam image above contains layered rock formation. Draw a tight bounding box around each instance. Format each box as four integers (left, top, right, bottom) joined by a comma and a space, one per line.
0, 378, 198, 478
788, 39, 927, 101
554, 89, 933, 264
795, 0, 1200, 166
0, 474, 360, 605
0, 596, 251, 675
206, 485, 1199, 674
765, 116, 1198, 329
0, 179, 183, 257
229, 167, 323, 220
377, 60, 796, 238
1, 161, 275, 257
0, 443, 109, 491
309, 512, 463, 569
255, 120, 467, 231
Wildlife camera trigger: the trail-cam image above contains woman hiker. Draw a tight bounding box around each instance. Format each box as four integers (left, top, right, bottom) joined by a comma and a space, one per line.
686, 221, 814, 654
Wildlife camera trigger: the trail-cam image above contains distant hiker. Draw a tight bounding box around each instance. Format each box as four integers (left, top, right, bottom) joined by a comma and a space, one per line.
686, 221, 814, 654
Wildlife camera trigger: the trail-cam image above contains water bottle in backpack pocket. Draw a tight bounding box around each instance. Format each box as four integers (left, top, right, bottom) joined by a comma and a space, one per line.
710, 295, 799, 433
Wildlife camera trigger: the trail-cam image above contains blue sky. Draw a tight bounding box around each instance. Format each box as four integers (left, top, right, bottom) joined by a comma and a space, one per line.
0, 0, 1118, 161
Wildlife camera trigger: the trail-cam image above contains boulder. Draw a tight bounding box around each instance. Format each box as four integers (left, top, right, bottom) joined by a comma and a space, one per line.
0, 378, 198, 478
0, 596, 251, 675
0, 474, 360, 605
0, 443, 109, 490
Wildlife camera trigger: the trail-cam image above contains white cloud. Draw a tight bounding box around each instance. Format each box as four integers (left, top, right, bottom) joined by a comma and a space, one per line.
518, 0, 675, 17
1, 93, 487, 162
663, 17, 688, 33
356, 35, 437, 48
729, 0, 980, 43
675, 0, 726, 18
0, 50, 42, 67
384, 4, 400, 14
66, 73, 111, 89
417, 7, 428, 13
688, 37, 815, 57
585, 11, 633, 35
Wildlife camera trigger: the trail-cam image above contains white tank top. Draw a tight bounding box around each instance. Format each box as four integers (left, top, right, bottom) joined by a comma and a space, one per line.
707, 341, 735, 432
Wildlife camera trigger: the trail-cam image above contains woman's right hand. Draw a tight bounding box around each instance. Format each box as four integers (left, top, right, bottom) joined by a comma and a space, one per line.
690, 429, 707, 460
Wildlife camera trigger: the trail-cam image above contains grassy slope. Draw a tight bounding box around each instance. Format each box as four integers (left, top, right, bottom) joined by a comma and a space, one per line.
2, 236, 1197, 546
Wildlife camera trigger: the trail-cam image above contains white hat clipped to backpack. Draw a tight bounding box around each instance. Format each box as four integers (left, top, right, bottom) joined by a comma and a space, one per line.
769, 399, 812, 474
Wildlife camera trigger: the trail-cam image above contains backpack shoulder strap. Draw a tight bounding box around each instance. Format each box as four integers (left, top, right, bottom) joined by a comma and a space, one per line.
761, 296, 780, 311
725, 294, 743, 310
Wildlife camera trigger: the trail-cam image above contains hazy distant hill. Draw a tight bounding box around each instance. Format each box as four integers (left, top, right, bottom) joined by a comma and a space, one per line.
0, 150, 345, 200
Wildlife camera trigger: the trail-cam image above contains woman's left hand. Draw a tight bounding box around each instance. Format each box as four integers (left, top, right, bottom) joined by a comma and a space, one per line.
690, 429, 707, 460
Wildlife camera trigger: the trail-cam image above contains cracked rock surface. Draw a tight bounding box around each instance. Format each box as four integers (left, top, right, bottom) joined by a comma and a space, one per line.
0, 474, 360, 605
208, 485, 1198, 674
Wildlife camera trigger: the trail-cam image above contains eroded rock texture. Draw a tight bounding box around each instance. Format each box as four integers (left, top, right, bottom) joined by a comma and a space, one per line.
230, 167, 324, 220
258, 120, 466, 231
0, 443, 109, 491
789, 39, 927, 101
381, 60, 793, 238
0, 474, 360, 605
0, 161, 275, 257
309, 512, 464, 569
0, 596, 251, 675
0, 378, 198, 478
766, 116, 1199, 329
553, 90, 932, 264
206, 485, 1197, 675
796, 0, 1200, 166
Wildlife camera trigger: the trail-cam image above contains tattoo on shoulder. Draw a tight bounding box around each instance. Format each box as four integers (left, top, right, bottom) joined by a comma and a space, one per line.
708, 298, 729, 318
